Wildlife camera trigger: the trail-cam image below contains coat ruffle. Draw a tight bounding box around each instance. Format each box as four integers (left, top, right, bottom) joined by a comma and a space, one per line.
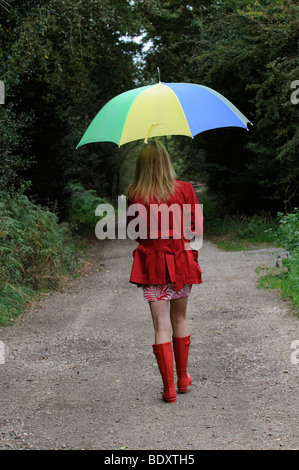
129, 239, 202, 292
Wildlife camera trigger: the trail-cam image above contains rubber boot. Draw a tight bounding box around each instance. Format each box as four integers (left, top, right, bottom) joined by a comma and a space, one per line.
172, 334, 192, 393
152, 342, 177, 403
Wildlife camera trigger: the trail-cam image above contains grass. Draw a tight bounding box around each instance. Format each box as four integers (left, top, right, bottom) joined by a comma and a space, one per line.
194, 186, 278, 251
205, 213, 278, 251
0, 240, 87, 328
211, 238, 268, 251
255, 252, 299, 316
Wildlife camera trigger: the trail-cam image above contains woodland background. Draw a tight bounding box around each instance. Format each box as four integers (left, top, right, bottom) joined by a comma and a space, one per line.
0, 0, 298, 323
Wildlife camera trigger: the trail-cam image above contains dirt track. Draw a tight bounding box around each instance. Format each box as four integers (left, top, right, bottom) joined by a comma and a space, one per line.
0, 228, 298, 450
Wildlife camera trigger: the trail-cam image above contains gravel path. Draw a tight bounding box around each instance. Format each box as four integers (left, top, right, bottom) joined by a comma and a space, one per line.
0, 230, 298, 450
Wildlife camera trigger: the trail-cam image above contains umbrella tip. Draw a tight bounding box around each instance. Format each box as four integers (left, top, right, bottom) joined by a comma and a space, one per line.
157, 67, 161, 83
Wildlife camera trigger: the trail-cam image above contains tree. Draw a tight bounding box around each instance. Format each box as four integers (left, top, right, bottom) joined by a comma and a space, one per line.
136, 0, 299, 213
0, 0, 142, 215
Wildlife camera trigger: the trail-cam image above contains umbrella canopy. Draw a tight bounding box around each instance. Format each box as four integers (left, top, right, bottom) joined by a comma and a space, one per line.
76, 82, 252, 148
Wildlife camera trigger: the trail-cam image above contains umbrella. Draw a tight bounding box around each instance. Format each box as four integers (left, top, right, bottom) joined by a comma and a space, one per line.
76, 81, 252, 148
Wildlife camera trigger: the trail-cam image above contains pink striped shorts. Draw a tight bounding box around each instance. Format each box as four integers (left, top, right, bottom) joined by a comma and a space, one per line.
142, 283, 192, 302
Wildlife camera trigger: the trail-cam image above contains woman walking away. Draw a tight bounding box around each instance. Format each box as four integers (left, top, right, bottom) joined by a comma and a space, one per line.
126, 140, 203, 403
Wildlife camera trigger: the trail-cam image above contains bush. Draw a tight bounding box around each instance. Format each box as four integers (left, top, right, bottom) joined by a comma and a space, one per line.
275, 208, 299, 281
257, 208, 299, 314
64, 180, 109, 234
274, 208, 299, 255
0, 190, 83, 325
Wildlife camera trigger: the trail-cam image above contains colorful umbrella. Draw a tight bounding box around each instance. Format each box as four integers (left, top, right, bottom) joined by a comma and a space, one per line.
76, 82, 252, 148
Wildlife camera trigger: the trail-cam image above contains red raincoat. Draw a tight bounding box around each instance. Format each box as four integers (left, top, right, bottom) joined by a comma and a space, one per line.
127, 180, 203, 292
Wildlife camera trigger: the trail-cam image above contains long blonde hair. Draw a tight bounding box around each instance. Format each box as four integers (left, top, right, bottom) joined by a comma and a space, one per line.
127, 140, 177, 204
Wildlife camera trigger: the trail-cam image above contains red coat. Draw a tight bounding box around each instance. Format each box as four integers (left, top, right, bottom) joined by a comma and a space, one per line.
127, 180, 203, 291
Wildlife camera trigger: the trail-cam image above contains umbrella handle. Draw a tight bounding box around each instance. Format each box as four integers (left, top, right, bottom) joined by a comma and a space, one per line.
144, 123, 159, 143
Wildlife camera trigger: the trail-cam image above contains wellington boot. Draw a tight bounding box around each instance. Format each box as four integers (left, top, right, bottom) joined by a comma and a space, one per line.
152, 342, 177, 403
173, 334, 192, 393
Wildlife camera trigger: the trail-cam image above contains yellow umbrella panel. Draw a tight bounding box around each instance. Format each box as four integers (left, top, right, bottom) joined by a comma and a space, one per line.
76, 82, 251, 148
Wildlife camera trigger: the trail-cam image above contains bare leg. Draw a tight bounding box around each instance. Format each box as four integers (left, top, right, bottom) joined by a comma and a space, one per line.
148, 300, 171, 344
170, 296, 192, 393
170, 297, 189, 337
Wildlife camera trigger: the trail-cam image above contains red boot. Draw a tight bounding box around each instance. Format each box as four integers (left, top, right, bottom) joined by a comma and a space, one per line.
173, 334, 192, 393
152, 342, 177, 403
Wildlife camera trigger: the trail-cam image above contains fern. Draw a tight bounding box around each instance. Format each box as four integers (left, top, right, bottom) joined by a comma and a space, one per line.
0, 189, 84, 325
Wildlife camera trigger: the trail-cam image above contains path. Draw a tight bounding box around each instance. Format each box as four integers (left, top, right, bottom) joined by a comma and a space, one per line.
0, 231, 298, 450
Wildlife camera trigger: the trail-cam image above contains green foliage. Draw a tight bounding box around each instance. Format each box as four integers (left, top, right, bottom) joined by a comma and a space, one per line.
285, 252, 299, 311
257, 252, 299, 314
257, 208, 299, 314
274, 208, 299, 254
64, 180, 110, 234
0, 189, 83, 326
274, 208, 299, 284
208, 212, 277, 249
1, 0, 298, 218
0, 0, 142, 211
138, 0, 299, 214
0, 103, 35, 192
195, 188, 226, 235
195, 186, 278, 248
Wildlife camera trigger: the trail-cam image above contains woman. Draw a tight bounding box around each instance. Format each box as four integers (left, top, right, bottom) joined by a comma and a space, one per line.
126, 140, 203, 403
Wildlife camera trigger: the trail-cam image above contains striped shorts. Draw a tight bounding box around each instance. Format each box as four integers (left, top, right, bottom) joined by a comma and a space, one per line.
142, 283, 192, 302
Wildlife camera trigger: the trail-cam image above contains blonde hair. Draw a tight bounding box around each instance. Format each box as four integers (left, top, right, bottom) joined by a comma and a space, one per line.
127, 140, 177, 204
